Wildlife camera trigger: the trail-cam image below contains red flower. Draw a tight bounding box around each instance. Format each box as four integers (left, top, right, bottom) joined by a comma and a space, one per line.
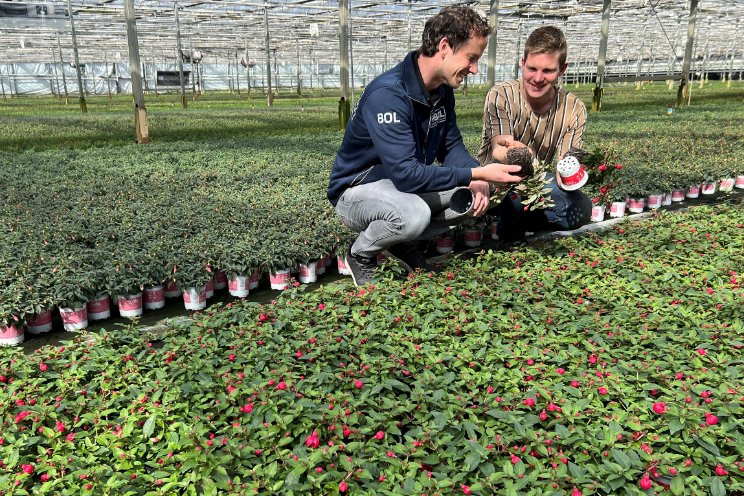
539, 410, 548, 421
276, 381, 287, 390
66, 432, 76, 442
598, 387, 609, 395
373, 431, 385, 440
21, 463, 34, 474
652, 402, 667, 415
615, 164, 623, 170
56, 420, 66, 432
461, 485, 472, 495
522, 398, 536, 407
696, 348, 707, 356
305, 431, 320, 449
339, 481, 348, 493
39, 363, 48, 372
639, 474, 652, 490
354, 379, 363, 389
705, 413, 719, 425
571, 488, 582, 496
715, 464, 728, 476
556, 367, 566, 375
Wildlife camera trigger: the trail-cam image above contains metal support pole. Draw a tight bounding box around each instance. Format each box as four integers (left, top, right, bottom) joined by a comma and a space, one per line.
124, 0, 150, 143
174, 3, 188, 108
296, 37, 301, 95
245, 36, 251, 95
67, 0, 87, 112
56, 33, 69, 104
486, 0, 499, 87
189, 37, 196, 99
51, 49, 61, 98
678, 0, 698, 106
338, 0, 351, 129
264, 4, 273, 106
0, 64, 6, 100
513, 21, 523, 79
104, 51, 112, 99
592, 0, 611, 111
235, 50, 241, 96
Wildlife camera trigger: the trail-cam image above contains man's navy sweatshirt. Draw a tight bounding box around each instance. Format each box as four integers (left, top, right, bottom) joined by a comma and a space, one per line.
327, 51, 479, 207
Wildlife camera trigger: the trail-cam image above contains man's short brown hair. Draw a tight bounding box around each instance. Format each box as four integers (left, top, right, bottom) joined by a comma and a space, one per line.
523, 26, 567, 66
420, 6, 492, 57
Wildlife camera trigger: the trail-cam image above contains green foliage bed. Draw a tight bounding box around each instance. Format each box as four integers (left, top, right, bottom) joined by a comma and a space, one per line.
1, 83, 743, 320
1, 204, 742, 494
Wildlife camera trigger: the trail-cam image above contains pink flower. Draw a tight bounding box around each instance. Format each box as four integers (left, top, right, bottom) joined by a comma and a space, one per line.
598, 387, 609, 395
556, 367, 566, 375
15, 411, 30, 423
639, 475, 652, 490
598, 164, 607, 172
226, 385, 236, 395
318, 303, 326, 310
354, 379, 363, 389
510, 454, 520, 465
373, 431, 385, 440
39, 363, 48, 372
56, 420, 66, 432
276, 381, 287, 390
486, 385, 495, 394
615, 164, 623, 170
339, 481, 348, 493
705, 413, 719, 425
571, 380, 580, 388
227, 354, 236, 362
66, 432, 76, 442
21, 464, 34, 474
715, 464, 728, 476
539, 410, 548, 421
572, 488, 583, 496
241, 403, 254, 414
522, 398, 536, 407
305, 431, 320, 449
343, 425, 352, 438
461, 485, 472, 495
652, 402, 667, 415
40, 473, 50, 482
697, 348, 707, 356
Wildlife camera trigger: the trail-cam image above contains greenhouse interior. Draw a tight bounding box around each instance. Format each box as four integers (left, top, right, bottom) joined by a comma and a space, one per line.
1, 1, 743, 495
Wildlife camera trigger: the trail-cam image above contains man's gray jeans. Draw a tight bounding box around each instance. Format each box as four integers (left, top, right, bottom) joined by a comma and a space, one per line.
334, 179, 473, 258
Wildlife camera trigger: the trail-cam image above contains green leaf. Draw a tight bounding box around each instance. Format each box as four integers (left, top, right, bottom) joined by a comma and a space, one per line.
143, 414, 157, 438
670, 476, 684, 495
693, 436, 721, 456
611, 448, 631, 469
709, 476, 726, 496
668, 419, 684, 435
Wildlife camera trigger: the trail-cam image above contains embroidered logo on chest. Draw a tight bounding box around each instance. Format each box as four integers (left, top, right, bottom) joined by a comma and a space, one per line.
429, 107, 446, 128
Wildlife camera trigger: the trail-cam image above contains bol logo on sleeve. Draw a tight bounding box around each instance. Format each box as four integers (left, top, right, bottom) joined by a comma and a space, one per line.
377, 112, 401, 124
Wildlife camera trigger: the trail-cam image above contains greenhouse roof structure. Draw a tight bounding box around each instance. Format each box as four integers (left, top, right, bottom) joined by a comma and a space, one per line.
0, 0, 741, 77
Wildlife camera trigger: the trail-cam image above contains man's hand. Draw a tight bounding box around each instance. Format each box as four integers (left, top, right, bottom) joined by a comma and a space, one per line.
468, 180, 490, 217
472, 163, 524, 185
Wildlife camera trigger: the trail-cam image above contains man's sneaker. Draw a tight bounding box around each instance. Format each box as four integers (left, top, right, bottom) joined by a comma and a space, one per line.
384, 241, 429, 273
344, 247, 377, 286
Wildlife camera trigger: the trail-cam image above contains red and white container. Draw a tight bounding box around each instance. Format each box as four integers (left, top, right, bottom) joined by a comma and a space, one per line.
735, 175, 744, 189
59, 306, 88, 332
183, 286, 207, 310
719, 178, 735, 192
646, 193, 663, 210
205, 278, 215, 299
316, 256, 326, 276
27, 308, 53, 334
0, 324, 24, 346
164, 281, 180, 298
462, 228, 483, 248
435, 234, 455, 254
490, 221, 499, 240
228, 274, 250, 298
686, 184, 700, 199
337, 256, 351, 276
590, 205, 606, 222
609, 201, 626, 218
214, 271, 227, 290
628, 198, 646, 213
143, 285, 165, 310
87, 293, 111, 321
701, 181, 717, 195
662, 192, 673, 206
118, 293, 143, 318
269, 268, 291, 290
325, 253, 334, 268
298, 263, 317, 284
249, 269, 261, 290
671, 190, 686, 202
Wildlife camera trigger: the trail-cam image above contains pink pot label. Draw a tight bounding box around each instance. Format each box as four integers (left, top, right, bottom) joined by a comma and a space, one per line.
672, 190, 685, 200
647, 194, 661, 203
735, 176, 744, 187
591, 206, 605, 218
60, 308, 87, 325
629, 199, 645, 209
337, 256, 348, 269
29, 309, 53, 326
610, 202, 626, 215
144, 287, 165, 302
687, 186, 700, 194
299, 265, 315, 277
463, 230, 483, 242
437, 236, 455, 247
183, 289, 206, 304
118, 295, 142, 311
270, 270, 290, 284
229, 276, 249, 291
0, 325, 23, 338
88, 297, 110, 313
